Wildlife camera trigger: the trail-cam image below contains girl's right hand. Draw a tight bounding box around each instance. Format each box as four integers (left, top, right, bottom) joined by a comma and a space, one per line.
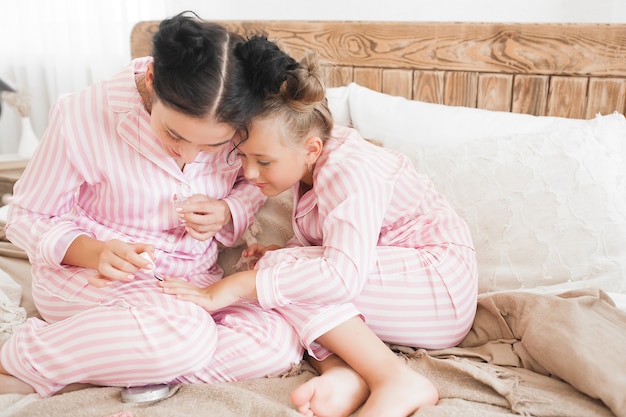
87, 239, 156, 287
241, 243, 281, 269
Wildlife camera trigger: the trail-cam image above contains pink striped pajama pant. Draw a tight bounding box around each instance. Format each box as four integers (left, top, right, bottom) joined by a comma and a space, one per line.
0, 269, 303, 397
256, 243, 478, 360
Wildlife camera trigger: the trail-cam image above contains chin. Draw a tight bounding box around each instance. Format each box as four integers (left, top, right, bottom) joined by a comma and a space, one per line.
261, 186, 287, 197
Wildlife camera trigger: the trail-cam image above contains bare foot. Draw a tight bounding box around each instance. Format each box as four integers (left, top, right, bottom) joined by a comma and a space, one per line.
0, 374, 36, 395
290, 361, 369, 417
357, 363, 439, 417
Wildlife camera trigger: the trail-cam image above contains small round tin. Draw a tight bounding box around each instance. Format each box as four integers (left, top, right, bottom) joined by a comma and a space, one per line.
121, 384, 170, 403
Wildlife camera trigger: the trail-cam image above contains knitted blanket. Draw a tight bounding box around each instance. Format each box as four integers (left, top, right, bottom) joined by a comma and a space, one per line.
2, 285, 624, 417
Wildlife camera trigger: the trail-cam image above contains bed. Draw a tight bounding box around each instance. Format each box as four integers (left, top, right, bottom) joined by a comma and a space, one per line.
1, 20, 626, 417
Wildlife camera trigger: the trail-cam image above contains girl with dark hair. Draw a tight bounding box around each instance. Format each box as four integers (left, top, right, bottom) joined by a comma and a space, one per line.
161, 36, 478, 417
0, 15, 302, 396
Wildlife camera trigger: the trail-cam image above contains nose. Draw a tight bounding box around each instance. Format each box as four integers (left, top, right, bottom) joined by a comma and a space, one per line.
242, 160, 258, 180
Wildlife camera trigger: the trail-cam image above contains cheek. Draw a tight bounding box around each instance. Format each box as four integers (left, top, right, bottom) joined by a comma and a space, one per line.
150, 118, 167, 144
268, 163, 301, 185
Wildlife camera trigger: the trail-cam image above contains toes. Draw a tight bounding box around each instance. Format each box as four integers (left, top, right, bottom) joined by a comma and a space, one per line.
295, 402, 313, 417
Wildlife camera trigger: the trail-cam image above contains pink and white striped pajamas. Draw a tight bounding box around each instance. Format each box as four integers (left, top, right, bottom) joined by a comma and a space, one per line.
255, 127, 478, 360
1, 58, 303, 397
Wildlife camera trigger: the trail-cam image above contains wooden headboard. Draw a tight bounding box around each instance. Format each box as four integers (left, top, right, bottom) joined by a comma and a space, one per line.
131, 21, 626, 119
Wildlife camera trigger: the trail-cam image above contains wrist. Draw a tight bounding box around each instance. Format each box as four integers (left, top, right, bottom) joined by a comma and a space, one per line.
63, 235, 104, 270
221, 200, 232, 226
236, 270, 258, 301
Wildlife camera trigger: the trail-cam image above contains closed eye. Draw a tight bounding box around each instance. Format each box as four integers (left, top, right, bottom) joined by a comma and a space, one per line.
235, 152, 270, 166
164, 129, 184, 142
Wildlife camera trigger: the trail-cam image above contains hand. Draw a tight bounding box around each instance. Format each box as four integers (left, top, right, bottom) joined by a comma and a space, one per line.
242, 243, 282, 269
176, 194, 232, 241
159, 270, 257, 312
88, 239, 156, 287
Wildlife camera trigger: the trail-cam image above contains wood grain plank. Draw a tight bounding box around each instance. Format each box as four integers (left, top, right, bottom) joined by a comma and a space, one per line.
382, 69, 413, 99
131, 21, 626, 77
130, 20, 626, 118
585, 78, 626, 117
444, 72, 478, 107
512, 75, 549, 115
323, 65, 353, 88
353, 68, 382, 92
413, 71, 445, 103
477, 73, 513, 111
547, 76, 588, 119
131, 21, 157, 58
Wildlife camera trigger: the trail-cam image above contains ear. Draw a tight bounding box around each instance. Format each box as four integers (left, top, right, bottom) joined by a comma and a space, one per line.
304, 135, 323, 164
145, 62, 155, 94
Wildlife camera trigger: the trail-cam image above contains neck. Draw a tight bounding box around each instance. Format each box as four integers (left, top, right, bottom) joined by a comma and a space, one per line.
298, 181, 312, 198
301, 163, 315, 186
135, 74, 152, 114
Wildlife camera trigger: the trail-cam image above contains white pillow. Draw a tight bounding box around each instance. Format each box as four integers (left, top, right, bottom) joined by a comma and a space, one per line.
326, 86, 351, 127
346, 82, 588, 148
403, 113, 626, 294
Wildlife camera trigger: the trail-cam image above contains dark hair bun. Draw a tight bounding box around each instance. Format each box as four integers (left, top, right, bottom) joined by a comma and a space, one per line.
236, 36, 299, 100
154, 14, 221, 73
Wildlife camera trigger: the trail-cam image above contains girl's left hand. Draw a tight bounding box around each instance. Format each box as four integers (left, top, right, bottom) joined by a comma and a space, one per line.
176, 194, 232, 241
159, 271, 257, 312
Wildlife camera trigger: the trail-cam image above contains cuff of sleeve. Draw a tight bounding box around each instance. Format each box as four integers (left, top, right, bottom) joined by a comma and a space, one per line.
255, 266, 289, 310
40, 226, 90, 267
215, 199, 243, 247
300, 304, 363, 360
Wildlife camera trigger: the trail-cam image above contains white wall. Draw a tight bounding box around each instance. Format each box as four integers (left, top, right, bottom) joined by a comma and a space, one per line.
1, 0, 625, 154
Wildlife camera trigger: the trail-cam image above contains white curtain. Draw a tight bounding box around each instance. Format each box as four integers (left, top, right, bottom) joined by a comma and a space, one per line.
0, 0, 172, 154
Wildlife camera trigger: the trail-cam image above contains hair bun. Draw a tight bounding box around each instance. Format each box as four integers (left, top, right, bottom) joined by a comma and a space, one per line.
155, 14, 219, 73
236, 36, 299, 100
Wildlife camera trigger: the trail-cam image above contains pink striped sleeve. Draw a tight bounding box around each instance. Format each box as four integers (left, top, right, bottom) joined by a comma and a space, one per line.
216, 166, 266, 247
6, 98, 93, 266
257, 131, 391, 308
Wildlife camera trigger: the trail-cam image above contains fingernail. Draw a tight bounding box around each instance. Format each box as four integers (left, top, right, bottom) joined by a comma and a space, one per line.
139, 252, 155, 269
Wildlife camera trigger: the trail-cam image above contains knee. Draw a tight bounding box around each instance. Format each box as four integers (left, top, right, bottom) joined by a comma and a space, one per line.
131, 307, 219, 375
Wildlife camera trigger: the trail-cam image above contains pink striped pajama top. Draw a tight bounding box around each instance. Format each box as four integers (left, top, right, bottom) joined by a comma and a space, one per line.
255, 126, 478, 359
1, 58, 303, 396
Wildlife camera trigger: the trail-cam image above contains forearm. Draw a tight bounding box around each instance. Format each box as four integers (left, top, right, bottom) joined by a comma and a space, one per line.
159, 269, 259, 312
224, 269, 258, 301
62, 234, 104, 270
254, 247, 367, 309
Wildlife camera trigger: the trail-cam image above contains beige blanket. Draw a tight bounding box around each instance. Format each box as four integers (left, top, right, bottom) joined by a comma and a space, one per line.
2, 278, 624, 417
